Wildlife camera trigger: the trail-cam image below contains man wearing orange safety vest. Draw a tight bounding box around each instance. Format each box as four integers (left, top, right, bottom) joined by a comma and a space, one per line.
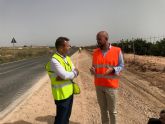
90, 31, 124, 124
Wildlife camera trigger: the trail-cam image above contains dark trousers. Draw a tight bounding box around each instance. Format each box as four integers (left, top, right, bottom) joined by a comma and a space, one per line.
147, 118, 162, 124
54, 95, 73, 124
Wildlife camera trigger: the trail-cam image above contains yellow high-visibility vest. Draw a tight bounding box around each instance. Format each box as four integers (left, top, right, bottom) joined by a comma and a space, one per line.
45, 53, 73, 100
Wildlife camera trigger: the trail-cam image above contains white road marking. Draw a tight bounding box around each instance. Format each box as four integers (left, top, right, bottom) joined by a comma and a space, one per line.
0, 61, 39, 75
0, 56, 41, 66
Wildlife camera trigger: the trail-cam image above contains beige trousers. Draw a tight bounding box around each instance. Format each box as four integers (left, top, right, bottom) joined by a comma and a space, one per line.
96, 86, 118, 124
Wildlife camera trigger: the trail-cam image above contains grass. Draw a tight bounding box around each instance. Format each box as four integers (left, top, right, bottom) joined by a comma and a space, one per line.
0, 47, 52, 64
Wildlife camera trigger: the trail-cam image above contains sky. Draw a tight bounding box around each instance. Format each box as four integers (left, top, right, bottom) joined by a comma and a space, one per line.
0, 0, 165, 47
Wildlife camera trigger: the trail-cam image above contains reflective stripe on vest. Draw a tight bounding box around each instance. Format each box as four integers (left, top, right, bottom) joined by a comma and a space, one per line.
93, 46, 121, 88
95, 74, 119, 79
93, 64, 114, 68
45, 53, 73, 100
51, 81, 72, 89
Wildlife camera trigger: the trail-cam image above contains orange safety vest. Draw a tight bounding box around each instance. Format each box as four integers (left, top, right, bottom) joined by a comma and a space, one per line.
92, 46, 121, 88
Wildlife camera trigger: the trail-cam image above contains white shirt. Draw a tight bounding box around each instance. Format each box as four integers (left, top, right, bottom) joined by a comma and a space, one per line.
50, 53, 78, 80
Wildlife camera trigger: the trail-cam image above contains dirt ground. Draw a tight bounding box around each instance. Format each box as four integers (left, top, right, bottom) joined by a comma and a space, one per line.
124, 53, 165, 91
0, 50, 165, 124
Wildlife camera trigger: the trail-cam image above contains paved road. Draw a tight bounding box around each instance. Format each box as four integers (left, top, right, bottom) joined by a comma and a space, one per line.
0, 56, 50, 112
0, 47, 78, 112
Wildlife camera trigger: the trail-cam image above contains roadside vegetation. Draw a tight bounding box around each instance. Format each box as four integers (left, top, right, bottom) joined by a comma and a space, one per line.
112, 38, 165, 56
0, 46, 51, 64
84, 38, 165, 57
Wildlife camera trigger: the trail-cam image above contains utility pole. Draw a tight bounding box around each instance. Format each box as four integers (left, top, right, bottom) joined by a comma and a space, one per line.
153, 36, 156, 43
120, 39, 124, 53
150, 36, 152, 43
132, 37, 135, 62
11, 37, 17, 57
121, 39, 124, 57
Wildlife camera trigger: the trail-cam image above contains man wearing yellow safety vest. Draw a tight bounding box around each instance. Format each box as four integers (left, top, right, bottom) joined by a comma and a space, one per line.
45, 37, 79, 124
90, 31, 124, 124
78, 47, 82, 53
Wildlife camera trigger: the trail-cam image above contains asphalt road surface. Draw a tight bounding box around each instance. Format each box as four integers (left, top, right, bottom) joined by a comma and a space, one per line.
0, 47, 78, 112
0, 56, 49, 112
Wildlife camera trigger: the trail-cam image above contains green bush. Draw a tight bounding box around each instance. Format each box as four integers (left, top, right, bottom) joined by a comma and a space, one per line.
112, 38, 165, 57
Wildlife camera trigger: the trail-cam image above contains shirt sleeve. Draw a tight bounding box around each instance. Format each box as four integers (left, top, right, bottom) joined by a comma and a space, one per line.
113, 51, 124, 75
70, 60, 78, 76
51, 58, 77, 80
71, 61, 75, 71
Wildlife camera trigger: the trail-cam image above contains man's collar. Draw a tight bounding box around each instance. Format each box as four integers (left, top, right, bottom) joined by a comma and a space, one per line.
56, 52, 66, 58
109, 43, 112, 49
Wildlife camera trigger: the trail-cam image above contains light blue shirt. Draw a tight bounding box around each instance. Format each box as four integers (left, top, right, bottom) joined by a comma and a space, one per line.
101, 44, 124, 75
